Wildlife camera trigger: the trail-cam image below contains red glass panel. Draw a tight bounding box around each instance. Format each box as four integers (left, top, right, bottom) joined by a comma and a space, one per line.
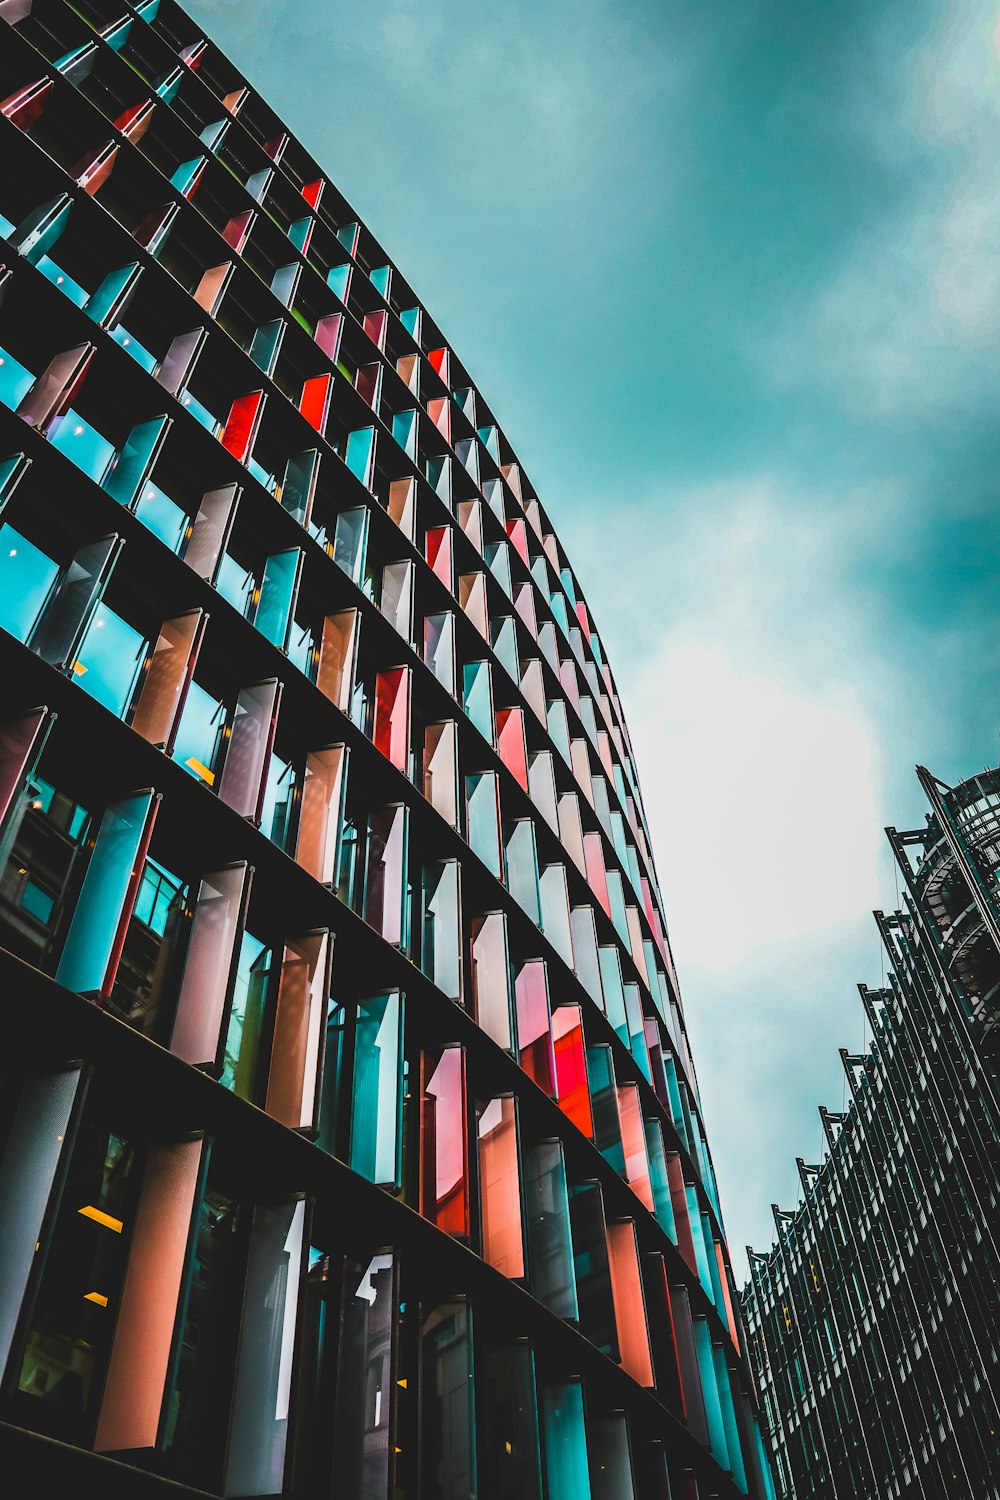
425, 525, 453, 588
300, 373, 332, 433
606, 1221, 654, 1387
428, 347, 450, 382
551, 1004, 593, 1138
420, 1046, 469, 1237
355, 362, 380, 408
113, 98, 155, 142
73, 141, 118, 195
363, 308, 387, 351
179, 40, 207, 67
514, 961, 555, 1095
496, 707, 529, 791
301, 178, 324, 209
478, 1096, 524, 1277
220, 389, 265, 462
1, 77, 52, 129
374, 668, 410, 771
134, 203, 176, 251
263, 133, 288, 162
222, 212, 253, 251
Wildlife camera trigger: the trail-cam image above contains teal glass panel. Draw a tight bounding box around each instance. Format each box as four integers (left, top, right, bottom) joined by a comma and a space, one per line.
623, 983, 652, 1083
613, 764, 628, 807
370, 265, 391, 298
705, 1216, 728, 1318
327, 263, 351, 301
524, 1142, 578, 1321
479, 424, 500, 460
74, 604, 145, 717
351, 990, 403, 1190
400, 306, 421, 339
14, 196, 72, 267
35, 255, 88, 307
693, 1319, 731, 1471
392, 409, 417, 459
0, 212, 12, 237
626, 841, 643, 894
135, 481, 187, 552
643, 1121, 677, 1242
198, 119, 227, 151
598, 946, 629, 1044
643, 940, 668, 1024
466, 773, 502, 880
0, 455, 29, 515
171, 681, 225, 785
85, 263, 140, 326
483, 1344, 544, 1500
486, 541, 512, 597
255, 549, 300, 649
0, 525, 58, 642
424, 612, 455, 691
108, 323, 156, 371
54, 42, 97, 81
422, 860, 461, 1004
686, 1187, 714, 1296
663, 1055, 688, 1143
0, 348, 35, 411
169, 158, 203, 194
259, 754, 296, 851
270, 263, 298, 306
426, 454, 451, 507
420, 1302, 477, 1499
179, 388, 219, 432
550, 592, 570, 636
103, 17, 132, 50
287, 619, 316, 680
287, 217, 311, 253
505, 821, 541, 925
530, 555, 549, 593
462, 660, 494, 744
56, 790, 154, 995
333, 506, 369, 585
136, 0, 160, 19
609, 811, 628, 868
49, 410, 115, 482
154, 67, 182, 104
591, 777, 611, 833
248, 319, 284, 377
102, 416, 169, 508
579, 696, 599, 742
546, 700, 571, 764
569, 1182, 616, 1355
280, 448, 319, 526
490, 616, 519, 681
336, 222, 359, 254
221, 931, 270, 1098
215, 555, 254, 616
541, 1382, 592, 1500
345, 427, 375, 488
586, 1045, 623, 1172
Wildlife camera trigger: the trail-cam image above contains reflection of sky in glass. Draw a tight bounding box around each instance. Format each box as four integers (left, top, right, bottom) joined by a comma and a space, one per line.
0, 347, 35, 411
134, 482, 187, 553
49, 409, 115, 482
171, 680, 225, 784
0, 524, 59, 642
74, 603, 145, 717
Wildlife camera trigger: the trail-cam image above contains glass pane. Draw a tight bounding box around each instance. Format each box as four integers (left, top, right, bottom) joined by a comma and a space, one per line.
255, 549, 300, 649
606, 1221, 653, 1387
552, 1005, 592, 1137
470, 912, 513, 1051
539, 865, 574, 967
589, 1413, 636, 1500
643, 1121, 676, 1242
541, 1382, 592, 1500
523, 1140, 577, 1321
478, 1097, 524, 1279
221, 933, 270, 1099
29, 535, 119, 671
381, 559, 412, 641
420, 1302, 476, 1500
466, 773, 503, 880
570, 1183, 616, 1356
598, 947, 628, 1044
345, 427, 375, 489
364, 804, 408, 947
373, 668, 409, 773
462, 660, 494, 745
73, 603, 145, 717
0, 524, 59, 643
351, 990, 403, 1191
497, 708, 528, 790
130, 611, 203, 749
56, 790, 156, 997
332, 1253, 397, 1497
265, 931, 331, 1131
505, 822, 541, 925
218, 680, 280, 822
296, 745, 347, 885
183, 484, 240, 581
170, 864, 250, 1068
333, 506, 369, 585
102, 416, 169, 508
316, 611, 358, 713
171, 681, 225, 786
49, 410, 115, 482
135, 481, 187, 552
424, 611, 455, 692
420, 1046, 469, 1237
280, 449, 319, 526
422, 860, 462, 1003
423, 722, 458, 828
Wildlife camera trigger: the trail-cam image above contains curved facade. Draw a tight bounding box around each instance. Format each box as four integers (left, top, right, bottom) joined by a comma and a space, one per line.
743, 764, 1000, 1500
0, 2, 770, 1495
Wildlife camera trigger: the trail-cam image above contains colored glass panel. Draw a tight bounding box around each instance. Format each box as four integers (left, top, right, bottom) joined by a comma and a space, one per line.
420, 1046, 469, 1237
470, 911, 514, 1051
552, 1004, 593, 1137
515, 961, 556, 1095
478, 1097, 525, 1278
351, 991, 403, 1190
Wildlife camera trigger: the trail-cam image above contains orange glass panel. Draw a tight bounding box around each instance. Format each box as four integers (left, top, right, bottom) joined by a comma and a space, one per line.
374, 667, 410, 772
617, 1085, 654, 1212
220, 390, 264, 462
459, 573, 488, 637
94, 1138, 205, 1452
551, 1004, 593, 1138
316, 610, 358, 712
714, 1240, 740, 1348
265, 931, 332, 1130
497, 707, 529, 791
666, 1153, 698, 1275
170, 864, 251, 1069
478, 1096, 524, 1278
427, 396, 450, 442
296, 745, 347, 884
420, 1046, 469, 1237
606, 1221, 654, 1387
130, 610, 204, 750
515, 961, 555, 1095
74, 142, 118, 195
388, 476, 416, 541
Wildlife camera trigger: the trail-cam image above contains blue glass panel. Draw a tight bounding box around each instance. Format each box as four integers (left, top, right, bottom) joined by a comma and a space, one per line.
169, 158, 203, 194
56, 790, 154, 995
288, 217, 311, 253
171, 681, 225, 785
255, 549, 299, 649
392, 409, 417, 459
248, 320, 284, 377
0, 348, 36, 411
462, 661, 494, 744
270, 263, 298, 307
35, 256, 88, 307
336, 222, 359, 253
491, 616, 519, 681
179, 389, 219, 432
134, 481, 187, 552
74, 604, 145, 717
400, 306, 421, 339
0, 525, 58, 642
693, 1318, 731, 1470
199, 119, 227, 150
345, 428, 375, 488
370, 265, 391, 298
108, 324, 157, 371
541, 1384, 592, 1500
333, 507, 369, 585
686, 1186, 714, 1296
48, 411, 115, 482
643, 1121, 677, 1242
327, 263, 351, 301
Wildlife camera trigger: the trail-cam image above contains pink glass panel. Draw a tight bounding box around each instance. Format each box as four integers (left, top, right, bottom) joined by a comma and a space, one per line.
427, 396, 450, 442
423, 722, 458, 828
193, 262, 232, 315
265, 930, 331, 1130
421, 1047, 469, 1237
478, 1097, 525, 1278
374, 667, 410, 772
425, 525, 453, 588
300, 373, 331, 433
296, 745, 346, 884
219, 679, 281, 822
315, 312, 343, 362
185, 483, 239, 581
158, 327, 206, 395
220, 390, 265, 462
617, 1085, 654, 1211
514, 961, 555, 1095
514, 584, 537, 637
459, 574, 488, 637
606, 1221, 654, 1387
130, 610, 204, 750
222, 213, 253, 251
552, 1005, 593, 1138
496, 707, 528, 791
506, 517, 529, 565
583, 833, 611, 917
17, 343, 93, 431
470, 913, 512, 1051
0, 708, 49, 828
94, 1138, 205, 1453
316, 611, 358, 713
170, 864, 251, 1068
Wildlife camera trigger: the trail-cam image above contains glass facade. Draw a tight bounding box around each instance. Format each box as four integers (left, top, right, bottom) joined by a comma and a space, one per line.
743, 763, 1000, 1500
0, 3, 769, 1495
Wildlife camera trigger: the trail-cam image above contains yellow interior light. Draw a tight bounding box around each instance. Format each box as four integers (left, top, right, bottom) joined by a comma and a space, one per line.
185, 757, 215, 785
71, 661, 88, 676
84, 1291, 108, 1307
78, 1204, 123, 1233
397, 1378, 407, 1388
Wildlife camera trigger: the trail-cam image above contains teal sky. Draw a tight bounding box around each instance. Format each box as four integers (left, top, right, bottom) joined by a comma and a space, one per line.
191, 0, 1000, 1271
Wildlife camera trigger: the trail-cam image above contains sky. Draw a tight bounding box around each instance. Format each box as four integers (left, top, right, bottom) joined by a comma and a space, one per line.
189, 0, 1000, 1274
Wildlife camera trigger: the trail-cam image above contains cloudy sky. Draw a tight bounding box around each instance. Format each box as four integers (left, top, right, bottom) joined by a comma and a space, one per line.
190, 0, 1000, 1271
